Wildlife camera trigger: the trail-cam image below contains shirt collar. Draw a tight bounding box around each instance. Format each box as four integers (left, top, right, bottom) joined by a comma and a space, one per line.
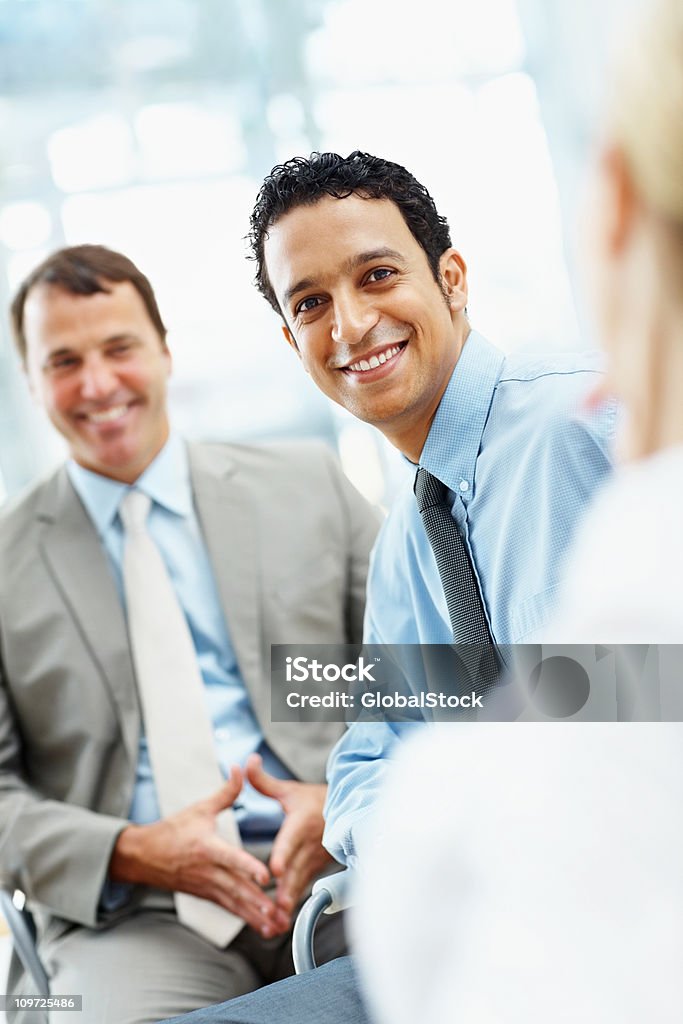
67, 433, 192, 536
419, 329, 505, 491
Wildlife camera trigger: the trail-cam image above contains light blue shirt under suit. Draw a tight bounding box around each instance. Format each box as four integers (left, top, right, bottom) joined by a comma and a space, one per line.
68, 433, 289, 841
323, 330, 616, 867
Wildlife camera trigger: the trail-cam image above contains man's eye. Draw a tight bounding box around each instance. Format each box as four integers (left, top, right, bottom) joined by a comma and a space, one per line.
296, 296, 322, 315
108, 344, 131, 357
367, 267, 394, 283
48, 358, 79, 372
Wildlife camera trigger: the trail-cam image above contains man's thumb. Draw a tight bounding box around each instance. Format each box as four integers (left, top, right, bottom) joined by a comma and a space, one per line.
206, 765, 243, 814
245, 752, 287, 800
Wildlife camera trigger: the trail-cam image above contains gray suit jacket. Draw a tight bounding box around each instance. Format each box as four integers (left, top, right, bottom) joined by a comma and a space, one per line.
0, 439, 379, 930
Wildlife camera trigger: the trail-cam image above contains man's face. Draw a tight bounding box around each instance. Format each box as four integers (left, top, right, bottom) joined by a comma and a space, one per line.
23, 280, 172, 483
264, 194, 468, 457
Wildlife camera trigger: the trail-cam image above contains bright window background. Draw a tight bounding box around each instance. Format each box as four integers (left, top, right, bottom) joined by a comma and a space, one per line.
0, 0, 639, 506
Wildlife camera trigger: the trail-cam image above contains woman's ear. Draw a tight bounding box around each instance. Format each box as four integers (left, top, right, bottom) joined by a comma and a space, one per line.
601, 145, 639, 256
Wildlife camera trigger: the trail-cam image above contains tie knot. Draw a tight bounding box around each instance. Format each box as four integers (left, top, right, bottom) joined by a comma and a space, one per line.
120, 489, 152, 532
414, 467, 448, 513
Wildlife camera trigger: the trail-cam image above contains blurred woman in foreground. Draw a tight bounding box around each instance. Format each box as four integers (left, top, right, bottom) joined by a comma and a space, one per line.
554, 0, 683, 640
352, 1, 683, 1020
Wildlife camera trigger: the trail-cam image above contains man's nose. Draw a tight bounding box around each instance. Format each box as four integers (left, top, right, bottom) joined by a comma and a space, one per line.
79, 357, 118, 400
330, 293, 379, 347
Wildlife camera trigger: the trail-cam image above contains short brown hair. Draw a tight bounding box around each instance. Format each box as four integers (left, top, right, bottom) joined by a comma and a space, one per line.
10, 244, 167, 363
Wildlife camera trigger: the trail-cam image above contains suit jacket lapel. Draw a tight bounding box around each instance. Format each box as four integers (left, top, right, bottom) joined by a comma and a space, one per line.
37, 468, 140, 764
188, 444, 265, 714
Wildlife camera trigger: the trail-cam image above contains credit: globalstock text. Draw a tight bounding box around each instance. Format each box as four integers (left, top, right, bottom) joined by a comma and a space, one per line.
284, 689, 484, 710
271, 644, 683, 723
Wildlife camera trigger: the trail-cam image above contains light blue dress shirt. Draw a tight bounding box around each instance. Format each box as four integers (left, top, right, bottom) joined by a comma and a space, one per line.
324, 331, 616, 866
68, 434, 288, 839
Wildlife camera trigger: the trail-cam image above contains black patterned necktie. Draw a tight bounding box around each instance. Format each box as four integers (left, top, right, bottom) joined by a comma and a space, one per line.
414, 466, 501, 694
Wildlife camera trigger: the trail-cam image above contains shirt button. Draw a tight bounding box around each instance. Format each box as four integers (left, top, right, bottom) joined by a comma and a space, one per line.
215, 728, 231, 742
459, 480, 469, 492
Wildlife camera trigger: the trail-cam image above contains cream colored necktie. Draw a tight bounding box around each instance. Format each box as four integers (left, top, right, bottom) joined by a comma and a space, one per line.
120, 489, 244, 946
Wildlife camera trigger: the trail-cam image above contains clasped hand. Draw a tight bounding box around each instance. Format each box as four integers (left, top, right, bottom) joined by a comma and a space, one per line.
109, 761, 331, 938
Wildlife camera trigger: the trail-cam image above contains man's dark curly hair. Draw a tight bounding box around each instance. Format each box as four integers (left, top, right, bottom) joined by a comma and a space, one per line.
248, 150, 452, 316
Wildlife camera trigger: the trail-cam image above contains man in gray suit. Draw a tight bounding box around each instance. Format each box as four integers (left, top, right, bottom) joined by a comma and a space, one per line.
0, 245, 379, 1023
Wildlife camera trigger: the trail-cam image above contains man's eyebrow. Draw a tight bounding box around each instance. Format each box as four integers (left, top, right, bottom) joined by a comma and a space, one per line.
284, 248, 406, 308
42, 347, 76, 366
344, 248, 406, 273
100, 332, 139, 345
284, 277, 318, 307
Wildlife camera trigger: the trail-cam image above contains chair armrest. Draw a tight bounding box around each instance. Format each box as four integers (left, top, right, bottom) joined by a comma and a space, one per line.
0, 889, 50, 996
293, 869, 352, 974
312, 868, 352, 914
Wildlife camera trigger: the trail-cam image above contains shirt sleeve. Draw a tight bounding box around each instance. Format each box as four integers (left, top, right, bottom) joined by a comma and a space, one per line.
323, 494, 433, 866
323, 719, 419, 867
98, 879, 134, 914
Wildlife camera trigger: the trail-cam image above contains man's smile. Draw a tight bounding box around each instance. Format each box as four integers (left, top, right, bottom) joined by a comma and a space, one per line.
75, 398, 141, 429
82, 404, 129, 424
340, 340, 408, 379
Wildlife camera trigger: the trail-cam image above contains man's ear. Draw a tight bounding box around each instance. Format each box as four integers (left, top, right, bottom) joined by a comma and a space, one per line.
161, 340, 173, 376
282, 323, 301, 356
439, 248, 468, 313
22, 351, 41, 402
24, 365, 36, 400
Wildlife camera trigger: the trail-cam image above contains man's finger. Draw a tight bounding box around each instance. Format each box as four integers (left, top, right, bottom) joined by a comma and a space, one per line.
245, 753, 289, 802
204, 765, 244, 816
206, 834, 272, 888
276, 841, 333, 913
219, 870, 276, 917
210, 870, 291, 938
268, 811, 304, 878
213, 886, 279, 936
274, 843, 312, 911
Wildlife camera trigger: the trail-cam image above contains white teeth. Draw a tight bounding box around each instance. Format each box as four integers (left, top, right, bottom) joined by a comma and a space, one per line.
87, 405, 128, 423
347, 344, 403, 373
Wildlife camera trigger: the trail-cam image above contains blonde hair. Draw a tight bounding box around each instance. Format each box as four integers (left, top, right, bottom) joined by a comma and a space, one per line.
612, 0, 683, 226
